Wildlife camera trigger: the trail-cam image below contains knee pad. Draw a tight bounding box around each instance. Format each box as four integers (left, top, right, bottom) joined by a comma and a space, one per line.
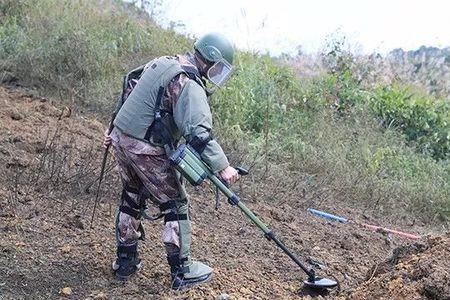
115, 209, 146, 244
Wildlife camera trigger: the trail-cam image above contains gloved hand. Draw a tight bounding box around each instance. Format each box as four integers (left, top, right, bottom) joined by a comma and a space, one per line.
103, 129, 112, 148
219, 165, 239, 185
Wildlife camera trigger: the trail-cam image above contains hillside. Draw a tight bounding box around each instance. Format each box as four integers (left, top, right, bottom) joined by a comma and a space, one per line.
1, 86, 448, 299
1, 0, 449, 299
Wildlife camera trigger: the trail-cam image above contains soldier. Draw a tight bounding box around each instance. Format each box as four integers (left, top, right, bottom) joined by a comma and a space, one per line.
103, 32, 239, 290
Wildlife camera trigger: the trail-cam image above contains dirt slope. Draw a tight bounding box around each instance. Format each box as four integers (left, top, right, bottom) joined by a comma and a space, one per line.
345, 233, 450, 300
0, 86, 447, 299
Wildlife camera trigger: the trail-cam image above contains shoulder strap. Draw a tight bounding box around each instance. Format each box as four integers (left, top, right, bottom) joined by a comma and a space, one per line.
143, 86, 166, 142
180, 65, 206, 88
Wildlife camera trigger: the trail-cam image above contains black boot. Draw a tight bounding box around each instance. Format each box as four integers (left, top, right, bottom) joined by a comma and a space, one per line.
112, 243, 142, 280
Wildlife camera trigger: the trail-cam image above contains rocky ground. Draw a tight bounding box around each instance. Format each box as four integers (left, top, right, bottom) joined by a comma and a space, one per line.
0, 86, 448, 299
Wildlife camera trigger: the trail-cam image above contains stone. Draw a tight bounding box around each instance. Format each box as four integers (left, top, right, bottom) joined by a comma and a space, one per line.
61, 245, 71, 253
60, 287, 72, 296
216, 293, 230, 300
94, 292, 107, 299
10, 110, 23, 120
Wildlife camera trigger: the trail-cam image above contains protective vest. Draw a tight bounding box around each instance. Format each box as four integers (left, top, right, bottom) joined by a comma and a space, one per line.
113, 56, 203, 144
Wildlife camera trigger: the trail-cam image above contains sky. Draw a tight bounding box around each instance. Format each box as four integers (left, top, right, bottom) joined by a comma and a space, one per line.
144, 0, 450, 56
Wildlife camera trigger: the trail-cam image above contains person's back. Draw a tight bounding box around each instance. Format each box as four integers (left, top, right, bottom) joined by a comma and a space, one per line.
114, 56, 187, 144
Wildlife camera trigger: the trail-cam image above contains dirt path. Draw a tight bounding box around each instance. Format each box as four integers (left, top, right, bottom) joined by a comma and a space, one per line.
0, 86, 446, 299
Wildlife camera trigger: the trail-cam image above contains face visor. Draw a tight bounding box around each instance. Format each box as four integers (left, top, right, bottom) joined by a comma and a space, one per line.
206, 59, 233, 87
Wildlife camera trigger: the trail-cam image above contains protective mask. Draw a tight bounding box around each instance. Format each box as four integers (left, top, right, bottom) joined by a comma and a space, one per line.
206, 59, 233, 87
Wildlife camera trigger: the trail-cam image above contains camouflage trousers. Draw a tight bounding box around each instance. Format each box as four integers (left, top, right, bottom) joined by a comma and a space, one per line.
110, 128, 191, 257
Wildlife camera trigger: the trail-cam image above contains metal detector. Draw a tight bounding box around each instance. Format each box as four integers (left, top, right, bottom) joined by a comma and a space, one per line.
169, 144, 338, 290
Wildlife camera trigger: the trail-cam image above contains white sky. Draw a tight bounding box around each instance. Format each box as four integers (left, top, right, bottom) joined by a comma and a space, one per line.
148, 0, 450, 55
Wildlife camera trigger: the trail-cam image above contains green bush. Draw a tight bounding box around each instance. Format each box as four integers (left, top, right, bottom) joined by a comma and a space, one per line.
318, 41, 449, 161
370, 84, 450, 160
212, 53, 304, 134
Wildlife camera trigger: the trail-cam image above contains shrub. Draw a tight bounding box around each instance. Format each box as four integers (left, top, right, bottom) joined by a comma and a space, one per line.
212, 53, 304, 134
370, 84, 450, 160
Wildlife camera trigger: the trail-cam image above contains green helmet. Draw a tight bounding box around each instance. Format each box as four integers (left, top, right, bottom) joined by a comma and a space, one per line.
194, 32, 234, 65
194, 33, 234, 87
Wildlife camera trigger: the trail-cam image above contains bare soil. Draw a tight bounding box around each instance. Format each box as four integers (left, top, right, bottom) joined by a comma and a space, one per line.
0, 86, 448, 299
345, 233, 450, 300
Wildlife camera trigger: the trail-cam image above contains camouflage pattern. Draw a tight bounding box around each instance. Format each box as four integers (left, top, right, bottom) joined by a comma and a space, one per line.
111, 54, 197, 251
111, 128, 181, 204
163, 54, 193, 111
111, 127, 186, 249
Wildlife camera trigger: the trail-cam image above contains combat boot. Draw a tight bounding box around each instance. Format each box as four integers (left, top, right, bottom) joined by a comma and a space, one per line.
167, 253, 213, 290
112, 243, 142, 280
